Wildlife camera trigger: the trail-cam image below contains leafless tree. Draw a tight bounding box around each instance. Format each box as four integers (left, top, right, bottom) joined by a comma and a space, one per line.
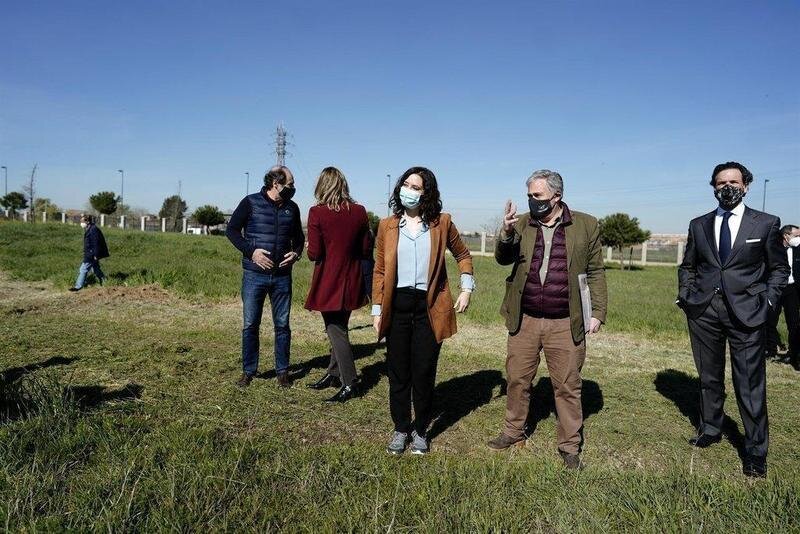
22, 164, 37, 223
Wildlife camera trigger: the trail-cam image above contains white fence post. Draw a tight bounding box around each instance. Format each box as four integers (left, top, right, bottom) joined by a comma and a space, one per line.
161, 218, 167, 232
120, 215, 126, 229
42, 212, 47, 223
140, 216, 146, 231
62, 213, 67, 224
100, 214, 105, 227
22, 211, 28, 222
606, 246, 613, 262
641, 241, 648, 264
676, 241, 685, 266
182, 218, 187, 234
480, 232, 487, 254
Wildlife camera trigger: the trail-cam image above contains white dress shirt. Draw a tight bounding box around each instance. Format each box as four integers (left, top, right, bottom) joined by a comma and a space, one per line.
714, 202, 746, 250
788, 247, 794, 285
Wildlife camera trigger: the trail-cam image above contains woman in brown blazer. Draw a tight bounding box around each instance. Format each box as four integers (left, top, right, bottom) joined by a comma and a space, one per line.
372, 166, 474, 455
305, 167, 372, 402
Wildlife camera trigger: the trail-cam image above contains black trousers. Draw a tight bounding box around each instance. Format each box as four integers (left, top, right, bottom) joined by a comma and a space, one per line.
767, 283, 800, 360
322, 311, 356, 387
386, 288, 442, 436
688, 293, 768, 458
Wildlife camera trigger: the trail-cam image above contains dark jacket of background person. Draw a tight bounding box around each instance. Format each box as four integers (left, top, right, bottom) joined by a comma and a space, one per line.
83, 224, 109, 262
304, 203, 372, 311
372, 213, 473, 343
496, 207, 607, 343
226, 188, 305, 276
678, 207, 789, 328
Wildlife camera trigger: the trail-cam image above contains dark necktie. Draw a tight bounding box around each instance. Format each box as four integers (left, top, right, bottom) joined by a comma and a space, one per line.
719, 211, 732, 264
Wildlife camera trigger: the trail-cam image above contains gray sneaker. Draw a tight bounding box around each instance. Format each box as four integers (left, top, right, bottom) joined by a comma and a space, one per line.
387, 431, 408, 455
410, 430, 429, 455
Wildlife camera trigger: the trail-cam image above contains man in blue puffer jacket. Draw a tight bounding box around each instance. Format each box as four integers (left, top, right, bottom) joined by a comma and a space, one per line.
70, 214, 109, 291
226, 165, 305, 388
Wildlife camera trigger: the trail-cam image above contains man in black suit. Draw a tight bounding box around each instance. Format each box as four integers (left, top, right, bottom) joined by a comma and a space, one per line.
769, 225, 800, 369
678, 161, 789, 478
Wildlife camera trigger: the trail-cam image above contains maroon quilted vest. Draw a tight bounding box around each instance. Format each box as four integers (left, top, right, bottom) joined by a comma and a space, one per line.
521, 204, 572, 318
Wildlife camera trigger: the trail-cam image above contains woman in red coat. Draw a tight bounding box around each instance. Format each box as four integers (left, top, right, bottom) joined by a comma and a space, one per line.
305, 167, 372, 402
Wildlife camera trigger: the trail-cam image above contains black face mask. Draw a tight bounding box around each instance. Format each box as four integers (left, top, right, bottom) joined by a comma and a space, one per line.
714, 184, 745, 210
279, 185, 295, 201
529, 196, 555, 220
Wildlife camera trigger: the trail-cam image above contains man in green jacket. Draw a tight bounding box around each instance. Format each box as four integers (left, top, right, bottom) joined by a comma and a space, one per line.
487, 169, 607, 469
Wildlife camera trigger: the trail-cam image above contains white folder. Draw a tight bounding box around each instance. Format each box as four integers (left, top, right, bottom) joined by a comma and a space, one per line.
578, 273, 592, 333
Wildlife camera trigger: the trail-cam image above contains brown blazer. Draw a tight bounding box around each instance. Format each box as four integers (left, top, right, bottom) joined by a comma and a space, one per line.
372, 212, 473, 343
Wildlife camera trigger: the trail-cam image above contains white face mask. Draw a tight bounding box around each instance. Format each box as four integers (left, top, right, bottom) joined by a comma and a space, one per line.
80, 222, 87, 228
789, 236, 800, 248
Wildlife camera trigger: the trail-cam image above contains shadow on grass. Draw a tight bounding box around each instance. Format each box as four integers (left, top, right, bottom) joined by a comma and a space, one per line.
522, 378, 604, 440
1, 355, 77, 384
654, 369, 746, 459
258, 342, 385, 382
1, 356, 143, 422
427, 370, 505, 440
67, 383, 144, 409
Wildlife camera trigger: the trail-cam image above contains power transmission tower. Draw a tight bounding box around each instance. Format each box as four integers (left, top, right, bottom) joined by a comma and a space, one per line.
274, 123, 288, 166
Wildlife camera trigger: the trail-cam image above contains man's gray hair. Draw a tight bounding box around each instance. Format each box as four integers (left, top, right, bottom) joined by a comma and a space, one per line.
525, 169, 564, 196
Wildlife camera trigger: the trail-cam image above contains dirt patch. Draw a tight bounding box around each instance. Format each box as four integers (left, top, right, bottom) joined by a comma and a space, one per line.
79, 284, 174, 304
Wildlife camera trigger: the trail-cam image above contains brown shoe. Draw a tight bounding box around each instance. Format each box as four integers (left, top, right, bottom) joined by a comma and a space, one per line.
487, 433, 525, 450
236, 373, 254, 388
276, 372, 292, 388
559, 451, 583, 470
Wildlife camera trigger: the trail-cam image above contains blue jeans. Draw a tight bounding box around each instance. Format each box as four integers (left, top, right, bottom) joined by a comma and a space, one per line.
241, 270, 292, 376
74, 260, 105, 289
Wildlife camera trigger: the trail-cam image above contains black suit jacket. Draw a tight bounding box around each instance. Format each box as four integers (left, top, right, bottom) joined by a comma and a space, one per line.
678, 206, 789, 328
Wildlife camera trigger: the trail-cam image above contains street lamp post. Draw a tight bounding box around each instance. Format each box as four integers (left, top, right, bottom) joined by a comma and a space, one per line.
1, 166, 6, 196
762, 178, 769, 211
118, 169, 124, 210
245, 172, 250, 196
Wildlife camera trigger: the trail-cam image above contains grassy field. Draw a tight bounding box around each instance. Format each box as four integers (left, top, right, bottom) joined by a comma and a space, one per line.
1, 221, 798, 531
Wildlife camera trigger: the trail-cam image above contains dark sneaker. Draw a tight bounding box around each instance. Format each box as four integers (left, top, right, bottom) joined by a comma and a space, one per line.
236, 373, 254, 388
69, 287, 80, 292
559, 451, 583, 470
276, 372, 292, 388
410, 430, 429, 455
487, 433, 526, 451
386, 431, 408, 455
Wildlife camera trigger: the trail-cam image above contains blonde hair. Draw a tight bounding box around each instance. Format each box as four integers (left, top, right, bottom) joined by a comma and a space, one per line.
314, 166, 354, 210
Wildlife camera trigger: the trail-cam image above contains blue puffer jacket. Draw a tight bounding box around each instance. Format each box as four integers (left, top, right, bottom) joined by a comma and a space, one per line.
226, 189, 305, 276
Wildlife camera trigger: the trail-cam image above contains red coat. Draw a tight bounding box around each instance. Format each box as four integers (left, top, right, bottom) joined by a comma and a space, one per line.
304, 203, 372, 312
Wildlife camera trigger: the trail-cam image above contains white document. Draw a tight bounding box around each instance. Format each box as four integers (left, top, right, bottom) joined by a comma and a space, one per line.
578, 273, 592, 333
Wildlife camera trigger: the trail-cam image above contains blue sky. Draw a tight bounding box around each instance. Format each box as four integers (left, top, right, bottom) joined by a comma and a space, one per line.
1, 0, 798, 232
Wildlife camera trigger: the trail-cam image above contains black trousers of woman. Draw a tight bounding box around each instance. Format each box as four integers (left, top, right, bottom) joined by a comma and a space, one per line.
322, 311, 356, 387
386, 288, 442, 436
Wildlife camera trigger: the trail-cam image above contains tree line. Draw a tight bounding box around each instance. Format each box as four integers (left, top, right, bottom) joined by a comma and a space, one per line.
3, 188, 651, 266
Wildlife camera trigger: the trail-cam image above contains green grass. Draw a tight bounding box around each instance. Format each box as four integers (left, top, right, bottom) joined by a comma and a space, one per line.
1, 220, 798, 531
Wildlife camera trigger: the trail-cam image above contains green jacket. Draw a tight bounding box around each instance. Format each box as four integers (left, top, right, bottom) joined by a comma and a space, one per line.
496, 205, 607, 343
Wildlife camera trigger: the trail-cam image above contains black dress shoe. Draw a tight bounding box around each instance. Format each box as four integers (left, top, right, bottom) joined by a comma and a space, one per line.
325, 384, 358, 403
307, 373, 341, 390
688, 433, 721, 448
743, 455, 767, 478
